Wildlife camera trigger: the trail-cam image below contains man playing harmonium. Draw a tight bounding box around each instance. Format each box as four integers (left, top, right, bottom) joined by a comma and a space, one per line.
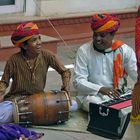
73, 13, 138, 112
0, 22, 72, 124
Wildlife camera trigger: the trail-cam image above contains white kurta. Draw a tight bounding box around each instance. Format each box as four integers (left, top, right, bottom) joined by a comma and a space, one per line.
73, 41, 137, 111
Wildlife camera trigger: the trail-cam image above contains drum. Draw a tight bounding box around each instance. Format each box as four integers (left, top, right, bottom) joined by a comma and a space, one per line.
13, 90, 70, 125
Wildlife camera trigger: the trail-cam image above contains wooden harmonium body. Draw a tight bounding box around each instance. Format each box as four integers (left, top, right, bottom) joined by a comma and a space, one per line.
87, 93, 132, 139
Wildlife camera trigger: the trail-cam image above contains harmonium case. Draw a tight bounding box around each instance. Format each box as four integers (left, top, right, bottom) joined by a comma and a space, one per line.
87, 95, 132, 139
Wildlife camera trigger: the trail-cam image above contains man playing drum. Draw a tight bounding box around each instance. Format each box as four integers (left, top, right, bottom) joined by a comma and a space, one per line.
0, 22, 71, 123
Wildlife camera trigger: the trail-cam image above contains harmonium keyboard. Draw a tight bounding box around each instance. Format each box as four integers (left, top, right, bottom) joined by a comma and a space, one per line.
102, 93, 132, 110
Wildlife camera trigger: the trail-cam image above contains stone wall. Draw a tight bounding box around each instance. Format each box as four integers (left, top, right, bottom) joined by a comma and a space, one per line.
26, 0, 140, 17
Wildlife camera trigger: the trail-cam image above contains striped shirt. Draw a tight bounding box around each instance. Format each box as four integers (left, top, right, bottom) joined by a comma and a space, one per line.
0, 49, 70, 97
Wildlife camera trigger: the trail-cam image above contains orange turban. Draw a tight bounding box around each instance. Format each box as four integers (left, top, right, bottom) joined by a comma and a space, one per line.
11, 22, 39, 47
90, 13, 120, 33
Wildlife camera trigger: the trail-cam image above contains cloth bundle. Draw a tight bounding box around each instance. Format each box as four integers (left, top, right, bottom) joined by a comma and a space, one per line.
0, 124, 44, 140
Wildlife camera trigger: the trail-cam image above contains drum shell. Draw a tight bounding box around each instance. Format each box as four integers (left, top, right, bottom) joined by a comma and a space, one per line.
13, 90, 70, 125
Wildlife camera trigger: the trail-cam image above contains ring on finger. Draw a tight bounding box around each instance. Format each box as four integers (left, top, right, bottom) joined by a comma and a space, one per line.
109, 91, 113, 94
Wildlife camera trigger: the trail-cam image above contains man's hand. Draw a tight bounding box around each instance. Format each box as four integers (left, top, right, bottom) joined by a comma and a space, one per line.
131, 82, 140, 117
0, 88, 6, 103
61, 87, 72, 106
99, 87, 120, 99
0, 83, 6, 102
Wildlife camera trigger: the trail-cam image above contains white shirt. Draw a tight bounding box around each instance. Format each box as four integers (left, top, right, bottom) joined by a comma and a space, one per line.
73, 41, 137, 109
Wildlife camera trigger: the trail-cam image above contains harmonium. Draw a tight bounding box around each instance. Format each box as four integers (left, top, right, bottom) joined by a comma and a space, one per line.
87, 93, 132, 139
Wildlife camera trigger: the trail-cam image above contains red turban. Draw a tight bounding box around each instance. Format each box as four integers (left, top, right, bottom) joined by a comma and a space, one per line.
90, 13, 120, 33
11, 22, 39, 47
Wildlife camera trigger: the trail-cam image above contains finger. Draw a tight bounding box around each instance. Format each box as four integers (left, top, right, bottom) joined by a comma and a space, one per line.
107, 91, 114, 98
67, 92, 72, 105
113, 90, 120, 98
108, 93, 118, 99
108, 90, 120, 99
63, 90, 72, 105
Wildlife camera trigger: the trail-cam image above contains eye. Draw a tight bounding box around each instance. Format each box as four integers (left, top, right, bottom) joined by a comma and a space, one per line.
100, 32, 107, 37
93, 32, 108, 38
32, 38, 37, 42
28, 37, 36, 43
39, 35, 41, 40
93, 32, 98, 37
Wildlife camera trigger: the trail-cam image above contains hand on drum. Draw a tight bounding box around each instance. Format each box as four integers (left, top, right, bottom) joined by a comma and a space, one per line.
61, 87, 72, 105
0, 83, 6, 102
99, 87, 120, 99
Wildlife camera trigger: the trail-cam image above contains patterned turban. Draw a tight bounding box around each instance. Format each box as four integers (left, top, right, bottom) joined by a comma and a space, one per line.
90, 13, 120, 33
11, 22, 39, 47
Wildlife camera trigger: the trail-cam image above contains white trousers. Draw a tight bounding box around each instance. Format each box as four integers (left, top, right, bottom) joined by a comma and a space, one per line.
76, 94, 111, 112
0, 101, 13, 123
77, 90, 132, 112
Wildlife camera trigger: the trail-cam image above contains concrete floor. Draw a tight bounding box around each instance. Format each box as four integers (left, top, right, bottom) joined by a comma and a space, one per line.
30, 125, 140, 140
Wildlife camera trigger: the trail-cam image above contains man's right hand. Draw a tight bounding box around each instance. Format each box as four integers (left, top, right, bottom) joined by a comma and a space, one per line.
0, 82, 6, 102
99, 87, 120, 99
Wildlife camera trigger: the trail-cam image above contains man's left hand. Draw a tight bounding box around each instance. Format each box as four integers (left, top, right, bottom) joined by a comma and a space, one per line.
61, 87, 72, 105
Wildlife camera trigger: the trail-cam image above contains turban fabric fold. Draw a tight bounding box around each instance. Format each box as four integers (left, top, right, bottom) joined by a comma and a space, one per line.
90, 13, 120, 33
11, 22, 39, 47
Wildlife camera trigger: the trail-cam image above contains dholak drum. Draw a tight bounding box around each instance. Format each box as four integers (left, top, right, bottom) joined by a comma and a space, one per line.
12, 90, 70, 125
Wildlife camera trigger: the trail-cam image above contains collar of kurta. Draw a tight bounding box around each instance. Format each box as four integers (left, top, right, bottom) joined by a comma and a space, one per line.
93, 40, 124, 54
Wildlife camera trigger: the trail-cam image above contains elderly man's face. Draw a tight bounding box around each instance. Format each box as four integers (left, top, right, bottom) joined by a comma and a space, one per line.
25, 35, 42, 55
93, 32, 115, 50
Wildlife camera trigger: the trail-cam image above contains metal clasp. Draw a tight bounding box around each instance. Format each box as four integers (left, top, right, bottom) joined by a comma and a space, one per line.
99, 106, 109, 116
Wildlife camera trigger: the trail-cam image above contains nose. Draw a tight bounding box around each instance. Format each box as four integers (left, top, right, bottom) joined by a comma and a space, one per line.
96, 35, 102, 41
37, 38, 42, 45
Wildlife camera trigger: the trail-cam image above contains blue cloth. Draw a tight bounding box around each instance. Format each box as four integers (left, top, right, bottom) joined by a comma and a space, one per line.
0, 124, 41, 140
0, 101, 13, 123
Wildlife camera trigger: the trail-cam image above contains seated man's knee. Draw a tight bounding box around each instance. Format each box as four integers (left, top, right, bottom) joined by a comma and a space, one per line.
0, 101, 13, 123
